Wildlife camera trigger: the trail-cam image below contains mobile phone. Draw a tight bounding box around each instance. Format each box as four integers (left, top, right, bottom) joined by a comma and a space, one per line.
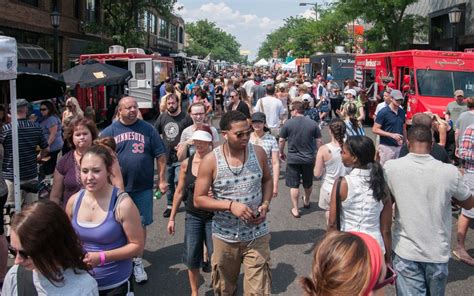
253, 210, 261, 218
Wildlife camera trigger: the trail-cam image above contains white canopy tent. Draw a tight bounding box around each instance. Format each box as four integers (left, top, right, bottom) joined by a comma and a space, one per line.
0, 36, 21, 212
254, 58, 269, 67
282, 59, 297, 71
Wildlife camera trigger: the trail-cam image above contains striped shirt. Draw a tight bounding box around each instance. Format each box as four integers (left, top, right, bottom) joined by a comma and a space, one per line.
459, 123, 474, 173
212, 144, 269, 242
2, 119, 48, 180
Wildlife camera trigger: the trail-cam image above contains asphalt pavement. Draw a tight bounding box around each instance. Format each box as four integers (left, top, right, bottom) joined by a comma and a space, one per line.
136, 125, 474, 296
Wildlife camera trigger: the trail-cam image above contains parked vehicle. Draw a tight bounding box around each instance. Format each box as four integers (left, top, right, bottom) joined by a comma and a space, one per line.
354, 50, 474, 123
78, 45, 174, 119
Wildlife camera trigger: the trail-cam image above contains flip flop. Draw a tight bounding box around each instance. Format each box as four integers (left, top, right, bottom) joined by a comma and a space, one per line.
452, 250, 474, 266
302, 195, 310, 209
290, 208, 301, 218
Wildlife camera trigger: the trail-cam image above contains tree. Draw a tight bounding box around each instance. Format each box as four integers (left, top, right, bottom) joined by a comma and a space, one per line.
337, 0, 428, 51
85, 0, 177, 49
257, 8, 349, 60
185, 20, 242, 63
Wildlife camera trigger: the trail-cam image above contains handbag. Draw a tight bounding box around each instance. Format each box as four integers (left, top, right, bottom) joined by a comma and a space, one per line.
335, 176, 343, 231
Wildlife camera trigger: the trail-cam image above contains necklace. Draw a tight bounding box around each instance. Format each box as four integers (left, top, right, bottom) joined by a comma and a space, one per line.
222, 143, 246, 176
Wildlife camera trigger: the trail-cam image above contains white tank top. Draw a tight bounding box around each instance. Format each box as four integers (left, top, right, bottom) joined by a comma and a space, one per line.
341, 168, 385, 253
321, 142, 346, 193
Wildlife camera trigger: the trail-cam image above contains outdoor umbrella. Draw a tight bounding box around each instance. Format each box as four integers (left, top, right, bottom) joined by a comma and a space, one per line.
62, 59, 132, 88
17, 67, 66, 101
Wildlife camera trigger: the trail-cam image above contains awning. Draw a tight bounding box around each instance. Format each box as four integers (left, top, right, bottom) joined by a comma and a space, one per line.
17, 43, 51, 62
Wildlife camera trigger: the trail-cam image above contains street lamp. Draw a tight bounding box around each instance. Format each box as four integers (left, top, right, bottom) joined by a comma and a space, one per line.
448, 7, 462, 51
299, 2, 318, 20
50, 10, 61, 73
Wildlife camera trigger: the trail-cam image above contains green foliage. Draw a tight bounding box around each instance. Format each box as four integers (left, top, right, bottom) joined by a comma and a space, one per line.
85, 0, 176, 49
185, 19, 242, 63
337, 0, 428, 52
257, 8, 350, 60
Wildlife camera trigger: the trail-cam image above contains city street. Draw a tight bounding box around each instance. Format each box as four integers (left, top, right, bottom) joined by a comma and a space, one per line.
136, 126, 474, 296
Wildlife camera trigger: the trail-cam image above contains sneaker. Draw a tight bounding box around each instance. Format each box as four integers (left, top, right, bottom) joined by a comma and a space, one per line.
163, 208, 172, 218
133, 257, 148, 284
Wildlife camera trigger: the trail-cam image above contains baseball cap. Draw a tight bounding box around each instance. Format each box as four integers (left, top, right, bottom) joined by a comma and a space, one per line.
390, 89, 404, 101
16, 98, 29, 108
251, 112, 266, 123
344, 89, 357, 97
454, 89, 464, 97
190, 130, 213, 142
327, 74, 334, 81
303, 81, 312, 88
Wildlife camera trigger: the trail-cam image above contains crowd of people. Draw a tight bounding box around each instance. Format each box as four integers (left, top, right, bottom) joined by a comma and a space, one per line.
0, 67, 472, 296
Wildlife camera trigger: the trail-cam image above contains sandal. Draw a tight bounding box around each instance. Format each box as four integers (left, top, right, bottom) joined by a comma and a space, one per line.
452, 250, 474, 266
302, 195, 310, 209
290, 208, 301, 218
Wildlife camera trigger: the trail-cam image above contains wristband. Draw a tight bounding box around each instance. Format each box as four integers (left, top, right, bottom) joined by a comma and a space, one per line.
99, 251, 106, 266
228, 201, 233, 212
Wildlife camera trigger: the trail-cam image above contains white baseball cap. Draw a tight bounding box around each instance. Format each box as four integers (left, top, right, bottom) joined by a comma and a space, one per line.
344, 89, 357, 97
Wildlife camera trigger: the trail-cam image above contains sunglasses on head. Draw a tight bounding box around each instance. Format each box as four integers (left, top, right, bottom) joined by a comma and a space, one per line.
373, 264, 397, 290
8, 245, 29, 260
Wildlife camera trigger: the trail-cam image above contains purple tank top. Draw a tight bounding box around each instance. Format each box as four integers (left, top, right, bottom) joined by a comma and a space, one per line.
72, 187, 132, 288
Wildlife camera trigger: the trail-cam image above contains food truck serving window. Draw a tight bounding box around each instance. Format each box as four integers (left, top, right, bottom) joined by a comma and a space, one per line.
416, 70, 474, 98
135, 62, 146, 80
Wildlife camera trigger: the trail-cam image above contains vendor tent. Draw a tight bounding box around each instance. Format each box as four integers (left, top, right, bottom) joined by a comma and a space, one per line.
254, 58, 269, 67
0, 36, 21, 211
282, 59, 297, 71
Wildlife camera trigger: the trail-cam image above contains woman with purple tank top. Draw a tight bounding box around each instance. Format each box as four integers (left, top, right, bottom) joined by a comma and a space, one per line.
66, 141, 144, 295
50, 117, 124, 208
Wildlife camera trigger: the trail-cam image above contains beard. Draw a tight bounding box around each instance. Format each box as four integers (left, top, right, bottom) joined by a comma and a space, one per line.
167, 106, 178, 114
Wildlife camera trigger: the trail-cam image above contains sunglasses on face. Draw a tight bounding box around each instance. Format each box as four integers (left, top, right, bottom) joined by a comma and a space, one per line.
373, 265, 397, 290
233, 128, 253, 138
8, 245, 29, 260
40, 108, 47, 111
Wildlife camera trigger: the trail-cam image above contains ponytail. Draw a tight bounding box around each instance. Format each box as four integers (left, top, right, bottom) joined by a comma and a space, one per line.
299, 277, 318, 296
368, 162, 388, 202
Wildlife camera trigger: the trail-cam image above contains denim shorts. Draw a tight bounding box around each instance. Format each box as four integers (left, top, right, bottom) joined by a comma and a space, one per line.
183, 212, 213, 269
128, 189, 153, 226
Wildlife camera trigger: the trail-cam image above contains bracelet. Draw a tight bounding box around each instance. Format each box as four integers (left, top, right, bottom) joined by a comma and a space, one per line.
228, 201, 233, 212
99, 251, 106, 266
262, 200, 270, 208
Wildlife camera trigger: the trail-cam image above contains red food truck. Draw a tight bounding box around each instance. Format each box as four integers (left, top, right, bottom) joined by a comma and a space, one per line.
78, 46, 174, 120
354, 50, 474, 123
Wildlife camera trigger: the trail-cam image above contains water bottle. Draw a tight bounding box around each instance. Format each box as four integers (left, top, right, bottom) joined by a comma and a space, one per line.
154, 190, 162, 200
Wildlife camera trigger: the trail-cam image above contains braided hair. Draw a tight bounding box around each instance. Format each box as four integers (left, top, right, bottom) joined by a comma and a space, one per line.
344, 102, 361, 132
329, 118, 346, 148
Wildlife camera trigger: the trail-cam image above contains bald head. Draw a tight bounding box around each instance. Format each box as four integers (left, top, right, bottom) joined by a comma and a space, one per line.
118, 96, 138, 125
412, 113, 432, 128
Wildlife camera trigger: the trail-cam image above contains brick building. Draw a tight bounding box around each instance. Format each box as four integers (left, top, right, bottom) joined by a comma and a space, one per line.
0, 0, 186, 72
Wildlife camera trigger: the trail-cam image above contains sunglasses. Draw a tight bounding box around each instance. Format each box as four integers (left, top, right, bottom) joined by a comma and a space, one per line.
40, 108, 48, 111
373, 265, 397, 290
232, 128, 253, 138
66, 105, 73, 108
8, 245, 29, 260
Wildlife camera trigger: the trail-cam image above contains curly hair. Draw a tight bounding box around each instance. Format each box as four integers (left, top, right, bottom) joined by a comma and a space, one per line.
63, 117, 99, 150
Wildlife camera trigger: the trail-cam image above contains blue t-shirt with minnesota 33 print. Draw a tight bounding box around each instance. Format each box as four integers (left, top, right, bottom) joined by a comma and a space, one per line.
101, 119, 166, 192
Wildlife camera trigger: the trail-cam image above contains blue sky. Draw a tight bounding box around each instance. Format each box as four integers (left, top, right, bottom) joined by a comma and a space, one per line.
174, 1, 323, 60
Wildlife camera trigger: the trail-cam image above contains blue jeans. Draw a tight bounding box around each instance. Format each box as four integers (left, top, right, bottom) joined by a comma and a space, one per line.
129, 189, 154, 226
392, 252, 448, 296
166, 162, 180, 207
183, 212, 213, 269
